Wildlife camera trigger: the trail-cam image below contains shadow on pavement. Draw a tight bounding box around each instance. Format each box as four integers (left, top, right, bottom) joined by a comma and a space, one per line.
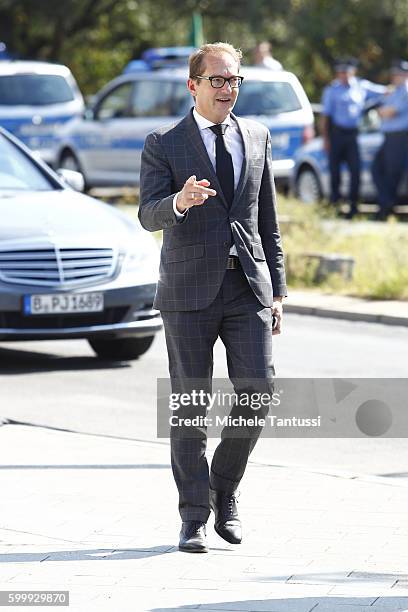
251, 570, 406, 586
0, 463, 171, 470
151, 593, 408, 612
0, 546, 176, 563
0, 346, 129, 374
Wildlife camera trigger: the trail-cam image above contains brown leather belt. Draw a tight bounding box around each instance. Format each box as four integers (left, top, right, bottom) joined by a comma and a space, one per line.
226, 256, 240, 270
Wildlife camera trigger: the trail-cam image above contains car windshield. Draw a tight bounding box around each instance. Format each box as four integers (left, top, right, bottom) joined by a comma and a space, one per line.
0, 135, 55, 191
234, 81, 302, 116
0, 74, 75, 106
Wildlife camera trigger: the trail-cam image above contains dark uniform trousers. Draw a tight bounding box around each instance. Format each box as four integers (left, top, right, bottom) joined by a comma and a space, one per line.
161, 263, 274, 522
329, 124, 360, 208
372, 130, 408, 215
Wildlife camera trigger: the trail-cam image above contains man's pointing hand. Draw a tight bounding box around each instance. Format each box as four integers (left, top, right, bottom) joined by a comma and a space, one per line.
176, 175, 217, 213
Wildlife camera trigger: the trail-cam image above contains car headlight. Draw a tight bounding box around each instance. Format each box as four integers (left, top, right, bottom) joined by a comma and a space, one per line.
121, 242, 160, 276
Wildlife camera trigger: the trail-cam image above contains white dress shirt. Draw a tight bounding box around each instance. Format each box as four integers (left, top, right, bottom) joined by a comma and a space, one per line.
173, 107, 245, 255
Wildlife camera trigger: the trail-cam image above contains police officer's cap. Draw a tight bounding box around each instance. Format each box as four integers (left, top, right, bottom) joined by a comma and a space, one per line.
390, 59, 408, 74
334, 57, 358, 72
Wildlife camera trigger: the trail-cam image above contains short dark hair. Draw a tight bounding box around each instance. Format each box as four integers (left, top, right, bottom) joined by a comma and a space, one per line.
189, 43, 242, 78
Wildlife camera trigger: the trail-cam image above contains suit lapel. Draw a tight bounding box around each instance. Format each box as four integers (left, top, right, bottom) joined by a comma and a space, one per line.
231, 114, 250, 208
185, 111, 229, 210
185, 111, 214, 177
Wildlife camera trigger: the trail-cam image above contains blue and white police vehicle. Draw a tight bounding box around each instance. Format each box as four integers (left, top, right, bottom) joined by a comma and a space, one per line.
123, 46, 196, 73
54, 66, 314, 189
0, 60, 84, 166
292, 109, 408, 204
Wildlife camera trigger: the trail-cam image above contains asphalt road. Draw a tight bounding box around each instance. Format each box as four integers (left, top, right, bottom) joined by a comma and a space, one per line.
1, 313, 408, 480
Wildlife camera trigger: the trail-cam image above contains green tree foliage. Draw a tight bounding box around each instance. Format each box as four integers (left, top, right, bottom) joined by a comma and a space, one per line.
0, 0, 406, 99
285, 0, 408, 97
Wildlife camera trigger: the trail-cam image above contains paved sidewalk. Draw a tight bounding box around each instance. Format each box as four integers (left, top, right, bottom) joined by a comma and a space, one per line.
0, 424, 408, 612
285, 291, 408, 327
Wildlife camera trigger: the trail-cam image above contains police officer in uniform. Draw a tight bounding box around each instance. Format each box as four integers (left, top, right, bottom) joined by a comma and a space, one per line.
321, 58, 385, 218
371, 60, 408, 220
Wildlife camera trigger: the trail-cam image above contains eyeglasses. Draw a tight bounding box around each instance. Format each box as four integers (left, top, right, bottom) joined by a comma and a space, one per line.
194, 75, 244, 89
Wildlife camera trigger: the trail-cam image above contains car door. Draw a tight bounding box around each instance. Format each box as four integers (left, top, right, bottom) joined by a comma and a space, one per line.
124, 79, 190, 181
77, 81, 135, 185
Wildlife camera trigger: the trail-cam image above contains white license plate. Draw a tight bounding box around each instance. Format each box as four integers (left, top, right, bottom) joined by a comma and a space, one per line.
23, 293, 104, 315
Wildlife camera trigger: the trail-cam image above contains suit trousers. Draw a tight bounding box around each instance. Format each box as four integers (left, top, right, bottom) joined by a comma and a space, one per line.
161, 265, 275, 522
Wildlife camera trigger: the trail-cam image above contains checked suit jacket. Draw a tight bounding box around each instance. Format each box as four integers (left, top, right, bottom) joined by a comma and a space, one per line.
138, 108, 287, 312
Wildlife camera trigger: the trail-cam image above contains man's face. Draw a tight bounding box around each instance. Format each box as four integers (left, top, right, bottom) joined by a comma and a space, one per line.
336, 68, 355, 85
188, 52, 240, 123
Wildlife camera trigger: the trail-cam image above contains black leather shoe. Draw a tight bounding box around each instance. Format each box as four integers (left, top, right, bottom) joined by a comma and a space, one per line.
210, 489, 242, 544
179, 521, 208, 553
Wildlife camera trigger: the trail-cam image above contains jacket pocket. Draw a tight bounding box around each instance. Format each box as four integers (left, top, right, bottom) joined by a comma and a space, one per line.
251, 242, 266, 261
163, 244, 205, 263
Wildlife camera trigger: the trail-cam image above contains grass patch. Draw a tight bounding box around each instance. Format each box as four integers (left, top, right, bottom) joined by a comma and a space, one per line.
280, 197, 408, 300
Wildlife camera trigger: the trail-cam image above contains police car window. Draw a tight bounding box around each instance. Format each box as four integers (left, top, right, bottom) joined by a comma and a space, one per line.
96, 82, 133, 120
0, 74, 75, 106
0, 135, 54, 191
130, 81, 175, 117
172, 82, 193, 116
234, 81, 302, 116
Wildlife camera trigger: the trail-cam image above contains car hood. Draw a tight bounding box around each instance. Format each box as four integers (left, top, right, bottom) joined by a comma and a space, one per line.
0, 189, 134, 248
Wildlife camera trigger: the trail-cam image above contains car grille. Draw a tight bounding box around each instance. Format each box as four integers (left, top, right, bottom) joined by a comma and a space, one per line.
0, 307, 129, 330
0, 246, 117, 287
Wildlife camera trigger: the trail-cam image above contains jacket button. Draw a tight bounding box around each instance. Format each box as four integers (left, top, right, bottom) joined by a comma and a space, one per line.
223, 241, 229, 247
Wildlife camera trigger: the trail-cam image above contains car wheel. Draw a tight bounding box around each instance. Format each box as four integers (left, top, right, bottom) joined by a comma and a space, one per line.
60, 150, 81, 173
60, 150, 90, 191
89, 336, 155, 361
296, 167, 322, 204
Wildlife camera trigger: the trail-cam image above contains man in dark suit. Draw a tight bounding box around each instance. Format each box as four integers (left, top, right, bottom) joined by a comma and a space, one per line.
139, 43, 287, 553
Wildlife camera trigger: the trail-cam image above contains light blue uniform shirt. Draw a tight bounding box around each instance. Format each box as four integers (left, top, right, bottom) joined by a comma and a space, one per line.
379, 83, 408, 132
322, 77, 386, 129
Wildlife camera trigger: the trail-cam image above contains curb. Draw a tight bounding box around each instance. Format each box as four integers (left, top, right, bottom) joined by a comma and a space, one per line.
249, 457, 408, 489
284, 303, 408, 327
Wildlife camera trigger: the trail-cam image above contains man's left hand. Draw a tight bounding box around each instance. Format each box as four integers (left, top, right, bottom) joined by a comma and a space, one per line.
272, 298, 283, 335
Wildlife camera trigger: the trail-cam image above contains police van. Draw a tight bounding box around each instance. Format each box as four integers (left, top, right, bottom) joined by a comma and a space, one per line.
54, 65, 314, 189
0, 60, 84, 165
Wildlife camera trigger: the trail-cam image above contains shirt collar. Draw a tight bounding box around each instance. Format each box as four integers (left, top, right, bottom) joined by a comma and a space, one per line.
193, 107, 232, 131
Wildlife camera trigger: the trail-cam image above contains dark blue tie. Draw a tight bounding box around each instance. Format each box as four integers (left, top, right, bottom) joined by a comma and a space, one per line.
209, 124, 234, 207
